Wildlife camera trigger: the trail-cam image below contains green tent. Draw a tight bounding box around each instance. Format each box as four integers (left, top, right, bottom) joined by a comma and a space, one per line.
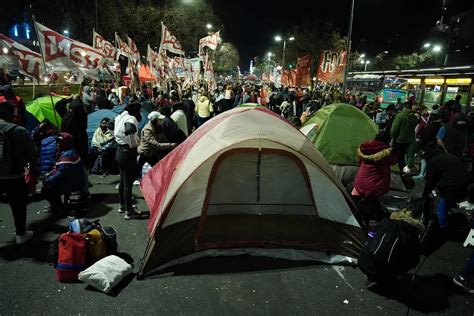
26, 96, 65, 128
300, 103, 379, 165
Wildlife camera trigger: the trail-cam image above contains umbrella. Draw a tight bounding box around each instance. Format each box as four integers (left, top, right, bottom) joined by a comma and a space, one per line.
26, 96, 65, 128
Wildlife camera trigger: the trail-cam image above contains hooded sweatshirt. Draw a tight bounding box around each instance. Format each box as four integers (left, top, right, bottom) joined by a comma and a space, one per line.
196, 96, 213, 118
353, 140, 398, 198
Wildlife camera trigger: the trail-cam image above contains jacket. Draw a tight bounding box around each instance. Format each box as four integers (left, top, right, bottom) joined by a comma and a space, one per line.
138, 122, 174, 158
0, 120, 37, 179
39, 136, 57, 175
423, 150, 468, 202
196, 96, 213, 118
354, 140, 397, 198
61, 98, 88, 159
43, 149, 85, 194
171, 109, 189, 136
390, 108, 418, 144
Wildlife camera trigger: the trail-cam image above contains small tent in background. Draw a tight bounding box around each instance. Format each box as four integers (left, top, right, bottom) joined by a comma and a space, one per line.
26, 96, 65, 128
138, 65, 156, 83
139, 107, 364, 278
300, 103, 407, 192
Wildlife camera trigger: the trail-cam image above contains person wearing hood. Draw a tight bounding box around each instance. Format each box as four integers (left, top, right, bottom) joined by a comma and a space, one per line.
82, 86, 94, 113
42, 132, 86, 214
422, 143, 469, 229
114, 102, 145, 220
171, 102, 189, 137
436, 112, 469, 159
195, 90, 214, 127
413, 111, 442, 181
352, 138, 398, 222
138, 111, 177, 169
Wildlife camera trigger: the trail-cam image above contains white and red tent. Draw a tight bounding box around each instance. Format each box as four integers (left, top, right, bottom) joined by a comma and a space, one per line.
139, 107, 364, 277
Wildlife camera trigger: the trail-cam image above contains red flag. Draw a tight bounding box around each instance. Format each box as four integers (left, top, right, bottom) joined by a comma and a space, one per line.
317, 50, 347, 84
115, 33, 133, 59
296, 54, 311, 88
199, 31, 220, 57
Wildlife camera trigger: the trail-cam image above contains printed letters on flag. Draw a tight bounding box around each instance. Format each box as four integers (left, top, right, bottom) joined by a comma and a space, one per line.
93, 30, 117, 60
317, 50, 347, 84
0, 34, 43, 77
296, 54, 311, 87
35, 22, 106, 73
115, 33, 133, 59
198, 31, 220, 56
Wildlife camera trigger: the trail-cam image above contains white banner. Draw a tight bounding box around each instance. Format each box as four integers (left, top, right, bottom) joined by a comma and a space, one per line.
93, 30, 117, 61
0, 33, 44, 77
199, 31, 220, 56
35, 22, 106, 77
159, 23, 185, 56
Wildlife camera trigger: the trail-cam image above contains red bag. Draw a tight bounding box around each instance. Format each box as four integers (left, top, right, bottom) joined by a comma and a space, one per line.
24, 168, 38, 197
56, 233, 86, 282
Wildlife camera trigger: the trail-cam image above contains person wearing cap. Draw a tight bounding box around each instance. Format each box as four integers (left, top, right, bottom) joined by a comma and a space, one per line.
42, 132, 86, 214
138, 111, 177, 170
0, 101, 37, 244
114, 102, 145, 219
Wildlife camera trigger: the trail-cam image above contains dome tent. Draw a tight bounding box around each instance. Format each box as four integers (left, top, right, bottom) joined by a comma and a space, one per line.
139, 107, 365, 278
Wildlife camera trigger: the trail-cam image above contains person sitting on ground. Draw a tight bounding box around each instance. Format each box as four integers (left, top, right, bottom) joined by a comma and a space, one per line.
352, 137, 398, 223
89, 117, 115, 174
0, 101, 37, 244
138, 111, 177, 170
421, 143, 469, 230
42, 132, 86, 214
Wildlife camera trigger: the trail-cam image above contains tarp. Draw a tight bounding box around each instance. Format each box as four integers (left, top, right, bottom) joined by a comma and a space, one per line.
301, 103, 378, 165
87, 105, 151, 148
139, 65, 156, 82
26, 96, 65, 128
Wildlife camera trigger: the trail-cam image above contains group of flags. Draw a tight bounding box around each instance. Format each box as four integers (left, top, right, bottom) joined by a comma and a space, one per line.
0, 21, 222, 90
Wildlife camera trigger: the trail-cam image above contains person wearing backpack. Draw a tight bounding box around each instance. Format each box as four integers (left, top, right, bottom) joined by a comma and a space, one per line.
0, 101, 37, 244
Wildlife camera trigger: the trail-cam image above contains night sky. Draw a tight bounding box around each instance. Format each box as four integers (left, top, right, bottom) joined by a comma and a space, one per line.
209, 0, 474, 68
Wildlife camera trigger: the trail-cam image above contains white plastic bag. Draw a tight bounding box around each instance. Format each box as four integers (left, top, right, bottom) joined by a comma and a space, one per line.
78, 255, 132, 293
141, 162, 152, 178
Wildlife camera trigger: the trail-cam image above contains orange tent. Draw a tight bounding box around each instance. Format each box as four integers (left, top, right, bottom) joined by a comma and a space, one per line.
139, 65, 156, 82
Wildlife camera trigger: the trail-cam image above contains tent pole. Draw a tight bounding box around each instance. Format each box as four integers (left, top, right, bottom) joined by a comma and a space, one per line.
32, 16, 60, 130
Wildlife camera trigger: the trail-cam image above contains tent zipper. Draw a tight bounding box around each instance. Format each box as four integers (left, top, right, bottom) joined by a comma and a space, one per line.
373, 234, 386, 255
387, 237, 399, 263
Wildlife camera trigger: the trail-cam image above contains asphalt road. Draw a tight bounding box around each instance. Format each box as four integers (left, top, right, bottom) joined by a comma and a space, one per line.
0, 174, 473, 315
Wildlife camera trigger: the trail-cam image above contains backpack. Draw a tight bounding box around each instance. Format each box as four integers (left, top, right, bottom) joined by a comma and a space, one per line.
56, 232, 86, 282
358, 218, 422, 280
0, 123, 15, 163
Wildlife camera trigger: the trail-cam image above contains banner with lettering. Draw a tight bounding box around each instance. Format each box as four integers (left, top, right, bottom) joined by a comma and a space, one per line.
317, 50, 347, 84
296, 54, 311, 87
93, 30, 117, 61
198, 31, 220, 57
0, 34, 42, 77
35, 22, 106, 77
183, 57, 201, 83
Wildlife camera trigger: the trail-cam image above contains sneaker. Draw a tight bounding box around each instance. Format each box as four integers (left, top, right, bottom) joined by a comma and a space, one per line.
15, 231, 34, 244
124, 209, 144, 220
118, 205, 138, 214
453, 274, 474, 294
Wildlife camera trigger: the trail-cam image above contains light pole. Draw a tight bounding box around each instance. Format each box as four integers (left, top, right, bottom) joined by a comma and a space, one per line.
342, 0, 355, 95
364, 60, 370, 71
274, 35, 294, 69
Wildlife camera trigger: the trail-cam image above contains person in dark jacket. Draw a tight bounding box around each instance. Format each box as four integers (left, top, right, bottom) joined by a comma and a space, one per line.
390, 102, 419, 173
42, 133, 86, 214
422, 143, 469, 229
0, 85, 26, 127
436, 112, 469, 159
160, 105, 184, 144
0, 101, 37, 244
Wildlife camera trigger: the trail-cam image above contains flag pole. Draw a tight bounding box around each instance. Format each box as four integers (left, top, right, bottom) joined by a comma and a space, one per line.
32, 16, 60, 129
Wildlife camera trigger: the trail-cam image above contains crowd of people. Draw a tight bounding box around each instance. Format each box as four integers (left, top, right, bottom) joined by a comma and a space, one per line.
0, 77, 473, 293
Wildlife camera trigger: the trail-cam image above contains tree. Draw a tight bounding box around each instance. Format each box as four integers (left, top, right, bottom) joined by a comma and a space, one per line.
213, 42, 239, 75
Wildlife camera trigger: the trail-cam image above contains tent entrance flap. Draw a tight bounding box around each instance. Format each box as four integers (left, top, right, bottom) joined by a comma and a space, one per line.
195, 148, 318, 249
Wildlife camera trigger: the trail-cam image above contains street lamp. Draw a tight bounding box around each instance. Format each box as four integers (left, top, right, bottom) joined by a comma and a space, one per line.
274, 35, 295, 69
433, 45, 442, 52
206, 23, 212, 30
63, 30, 69, 36
423, 43, 431, 48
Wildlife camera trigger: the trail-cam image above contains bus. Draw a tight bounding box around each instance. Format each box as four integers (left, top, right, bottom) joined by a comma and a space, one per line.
348, 65, 474, 110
